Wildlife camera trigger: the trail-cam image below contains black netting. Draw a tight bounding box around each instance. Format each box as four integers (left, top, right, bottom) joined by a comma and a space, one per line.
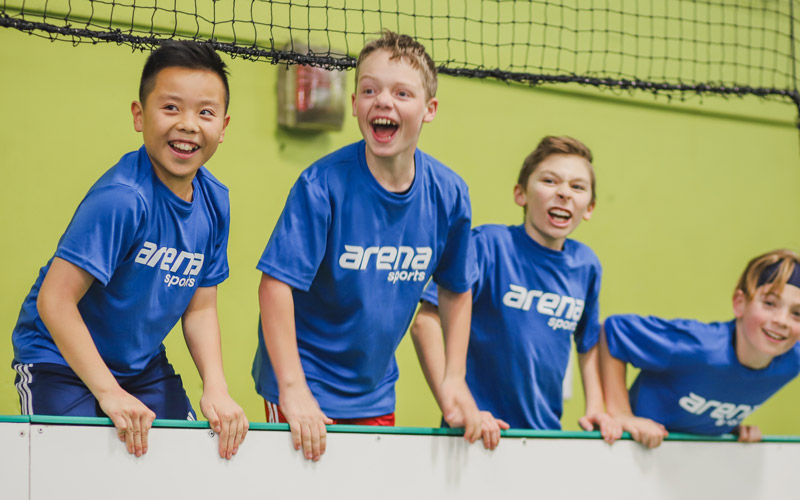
3, 1, 799, 124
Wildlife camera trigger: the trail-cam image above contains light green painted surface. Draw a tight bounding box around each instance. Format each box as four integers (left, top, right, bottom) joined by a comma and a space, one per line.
1, 22, 799, 437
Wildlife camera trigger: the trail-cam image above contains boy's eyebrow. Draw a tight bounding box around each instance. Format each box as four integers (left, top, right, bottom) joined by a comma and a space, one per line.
158, 94, 223, 107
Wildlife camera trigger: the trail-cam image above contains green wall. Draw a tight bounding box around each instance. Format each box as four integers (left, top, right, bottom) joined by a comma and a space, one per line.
2, 27, 799, 433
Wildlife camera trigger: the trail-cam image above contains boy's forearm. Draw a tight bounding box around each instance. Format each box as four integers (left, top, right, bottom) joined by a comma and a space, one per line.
259, 273, 308, 390
410, 302, 446, 403
437, 288, 472, 379
577, 345, 605, 415
182, 286, 228, 393
598, 328, 634, 416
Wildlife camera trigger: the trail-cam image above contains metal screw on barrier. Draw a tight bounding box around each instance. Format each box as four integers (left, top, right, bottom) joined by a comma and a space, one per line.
375, 435, 381, 443
37, 428, 43, 434
521, 438, 527, 446
209, 430, 215, 438
19, 430, 25, 437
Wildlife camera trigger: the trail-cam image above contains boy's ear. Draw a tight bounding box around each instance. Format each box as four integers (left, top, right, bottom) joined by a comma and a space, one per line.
351, 93, 357, 117
131, 101, 144, 132
732, 289, 747, 319
582, 200, 596, 221
422, 97, 438, 123
218, 114, 231, 144
513, 184, 527, 208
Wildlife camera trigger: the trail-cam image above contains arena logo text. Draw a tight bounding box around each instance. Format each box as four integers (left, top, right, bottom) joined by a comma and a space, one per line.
678, 392, 759, 427
338, 245, 432, 284
502, 284, 584, 332
135, 241, 204, 288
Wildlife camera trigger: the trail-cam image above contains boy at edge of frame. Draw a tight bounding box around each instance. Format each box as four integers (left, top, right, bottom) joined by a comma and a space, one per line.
252, 30, 496, 461
11, 41, 247, 459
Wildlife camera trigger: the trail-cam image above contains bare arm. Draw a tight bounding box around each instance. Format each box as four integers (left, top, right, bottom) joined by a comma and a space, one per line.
599, 326, 668, 448
182, 285, 248, 459
435, 288, 486, 444
577, 344, 621, 443
38, 257, 155, 456
409, 302, 446, 402
411, 297, 507, 449
259, 273, 331, 461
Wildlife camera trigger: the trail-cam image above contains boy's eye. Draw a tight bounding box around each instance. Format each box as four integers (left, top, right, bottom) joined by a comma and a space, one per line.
164, 104, 178, 111
572, 184, 586, 191
397, 90, 409, 97
542, 178, 555, 184
764, 299, 776, 307
200, 109, 214, 116
362, 88, 375, 95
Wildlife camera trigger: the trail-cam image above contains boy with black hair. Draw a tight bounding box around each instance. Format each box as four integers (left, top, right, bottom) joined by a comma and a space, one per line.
12, 41, 247, 459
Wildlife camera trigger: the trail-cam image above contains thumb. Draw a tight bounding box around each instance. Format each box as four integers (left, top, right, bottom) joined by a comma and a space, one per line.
205, 405, 221, 433
578, 416, 594, 431
496, 418, 511, 430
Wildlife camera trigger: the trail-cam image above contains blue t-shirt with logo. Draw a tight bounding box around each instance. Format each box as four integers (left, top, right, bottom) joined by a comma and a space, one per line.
423, 224, 601, 429
253, 141, 475, 418
12, 146, 230, 377
605, 315, 800, 434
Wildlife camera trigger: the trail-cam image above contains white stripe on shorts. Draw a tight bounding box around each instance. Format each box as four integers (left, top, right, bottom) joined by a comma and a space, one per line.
13, 363, 33, 415
266, 401, 279, 423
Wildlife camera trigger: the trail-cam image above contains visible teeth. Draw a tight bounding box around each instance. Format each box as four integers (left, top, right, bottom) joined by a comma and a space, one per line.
371, 118, 397, 126
171, 142, 197, 152
550, 208, 570, 218
764, 330, 785, 341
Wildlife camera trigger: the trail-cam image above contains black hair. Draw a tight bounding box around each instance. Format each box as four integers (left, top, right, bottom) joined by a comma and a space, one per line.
139, 41, 230, 110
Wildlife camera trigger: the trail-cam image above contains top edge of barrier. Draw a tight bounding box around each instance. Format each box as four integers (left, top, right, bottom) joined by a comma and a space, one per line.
4, 415, 800, 443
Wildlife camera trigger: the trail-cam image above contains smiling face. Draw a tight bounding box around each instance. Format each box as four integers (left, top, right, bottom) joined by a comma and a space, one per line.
352, 49, 438, 168
514, 154, 595, 250
734, 284, 800, 369
131, 66, 230, 200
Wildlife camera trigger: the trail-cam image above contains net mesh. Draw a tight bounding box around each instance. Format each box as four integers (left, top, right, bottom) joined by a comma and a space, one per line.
2, 0, 799, 123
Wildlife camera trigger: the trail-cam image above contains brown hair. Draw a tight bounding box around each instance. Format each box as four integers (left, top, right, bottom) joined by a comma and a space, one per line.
517, 136, 596, 204
736, 249, 800, 300
355, 30, 438, 100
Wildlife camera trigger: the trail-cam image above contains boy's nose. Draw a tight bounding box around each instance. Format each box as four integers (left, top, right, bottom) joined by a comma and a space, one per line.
374, 89, 392, 107
178, 114, 200, 133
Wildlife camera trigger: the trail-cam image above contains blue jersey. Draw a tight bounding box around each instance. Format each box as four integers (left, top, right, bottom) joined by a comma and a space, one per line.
12, 146, 230, 377
253, 141, 475, 418
423, 224, 601, 429
605, 315, 800, 435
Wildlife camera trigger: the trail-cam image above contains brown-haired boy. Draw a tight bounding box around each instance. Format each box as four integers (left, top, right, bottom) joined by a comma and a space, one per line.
252, 31, 486, 461
412, 136, 618, 439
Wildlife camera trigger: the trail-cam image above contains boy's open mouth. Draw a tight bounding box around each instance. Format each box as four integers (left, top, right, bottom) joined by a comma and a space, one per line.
763, 328, 787, 341
371, 118, 398, 140
548, 208, 572, 222
169, 141, 200, 154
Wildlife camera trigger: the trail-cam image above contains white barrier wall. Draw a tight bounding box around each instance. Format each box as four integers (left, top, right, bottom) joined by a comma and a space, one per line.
1, 418, 798, 500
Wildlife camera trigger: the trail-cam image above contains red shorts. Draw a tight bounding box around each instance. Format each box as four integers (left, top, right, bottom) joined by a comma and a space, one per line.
265, 400, 395, 426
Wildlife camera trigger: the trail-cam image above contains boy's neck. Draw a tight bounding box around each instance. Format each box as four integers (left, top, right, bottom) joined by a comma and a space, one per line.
364, 147, 416, 193
152, 165, 195, 202
734, 323, 773, 370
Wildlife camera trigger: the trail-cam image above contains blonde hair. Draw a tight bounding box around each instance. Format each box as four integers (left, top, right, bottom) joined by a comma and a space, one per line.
355, 30, 438, 100
735, 249, 800, 300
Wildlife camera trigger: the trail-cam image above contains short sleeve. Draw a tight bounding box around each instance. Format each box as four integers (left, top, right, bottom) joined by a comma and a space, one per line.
431, 182, 477, 293
257, 175, 331, 291
55, 185, 146, 286
574, 264, 602, 353
198, 198, 230, 287
421, 226, 484, 306
604, 315, 704, 371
